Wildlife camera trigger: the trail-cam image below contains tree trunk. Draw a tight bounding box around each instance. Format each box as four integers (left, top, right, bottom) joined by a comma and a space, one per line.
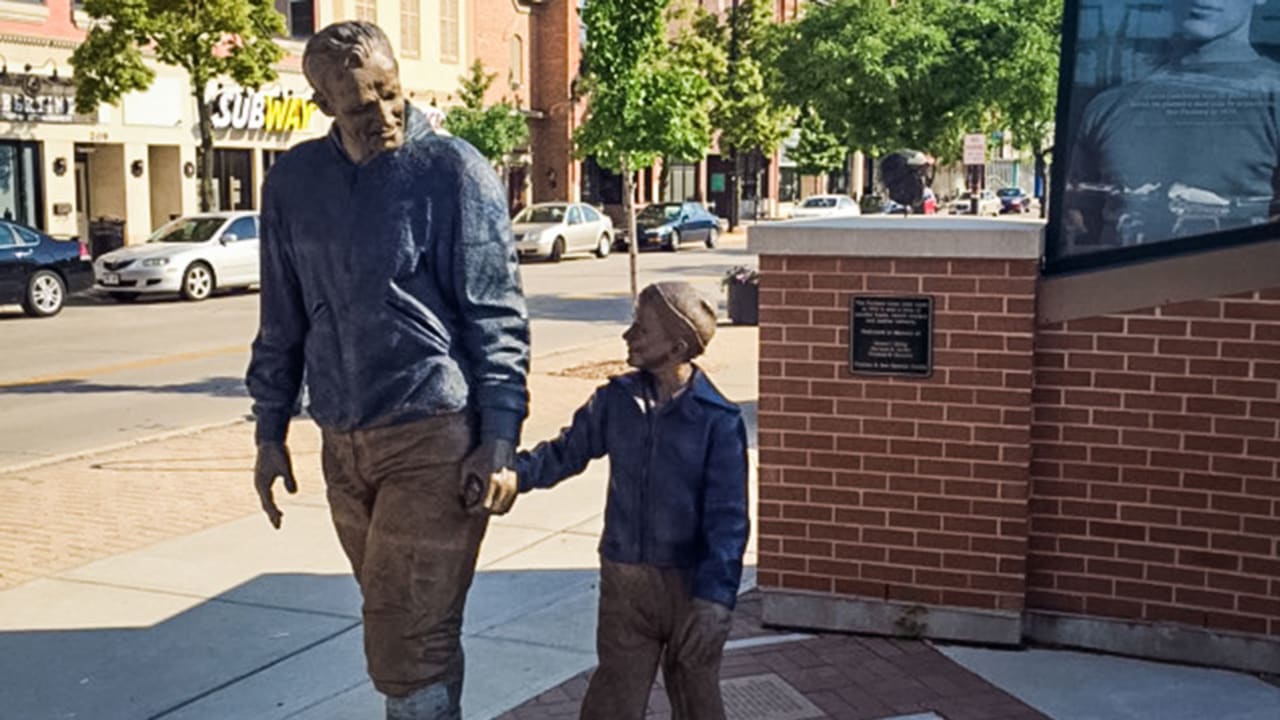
728, 149, 742, 231
1034, 148, 1048, 219
623, 157, 638, 305
194, 83, 216, 213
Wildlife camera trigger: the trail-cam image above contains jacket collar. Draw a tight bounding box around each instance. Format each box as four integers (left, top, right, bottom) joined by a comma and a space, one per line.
619, 366, 736, 419
327, 102, 432, 164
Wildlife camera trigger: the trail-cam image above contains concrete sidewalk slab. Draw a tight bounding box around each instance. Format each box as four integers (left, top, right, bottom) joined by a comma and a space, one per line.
937, 645, 1280, 720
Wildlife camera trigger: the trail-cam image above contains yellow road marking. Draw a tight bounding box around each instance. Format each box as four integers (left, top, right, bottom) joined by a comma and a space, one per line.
0, 344, 248, 389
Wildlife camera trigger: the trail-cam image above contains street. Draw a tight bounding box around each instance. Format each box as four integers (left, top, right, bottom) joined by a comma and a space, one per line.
0, 236, 754, 469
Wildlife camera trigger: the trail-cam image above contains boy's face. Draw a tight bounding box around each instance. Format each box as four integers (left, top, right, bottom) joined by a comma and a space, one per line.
623, 299, 684, 371
1173, 0, 1263, 42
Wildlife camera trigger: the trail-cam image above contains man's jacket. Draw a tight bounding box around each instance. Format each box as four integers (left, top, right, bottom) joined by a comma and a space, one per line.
246, 105, 530, 444
517, 369, 750, 609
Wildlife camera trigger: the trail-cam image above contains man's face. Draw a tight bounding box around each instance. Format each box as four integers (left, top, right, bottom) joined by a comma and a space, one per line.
312, 48, 405, 163
623, 299, 681, 371
1173, 0, 1263, 42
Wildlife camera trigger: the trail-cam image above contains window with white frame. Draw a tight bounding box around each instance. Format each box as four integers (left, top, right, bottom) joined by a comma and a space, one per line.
401, 0, 420, 57
440, 0, 459, 62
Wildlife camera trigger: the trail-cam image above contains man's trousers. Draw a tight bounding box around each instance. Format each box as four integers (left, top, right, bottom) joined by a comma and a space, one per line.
321, 412, 487, 699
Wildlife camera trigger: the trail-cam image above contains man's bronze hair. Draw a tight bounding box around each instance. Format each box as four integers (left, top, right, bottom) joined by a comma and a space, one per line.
302, 21, 396, 87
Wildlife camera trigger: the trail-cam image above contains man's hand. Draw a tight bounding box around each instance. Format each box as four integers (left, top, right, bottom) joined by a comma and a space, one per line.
254, 442, 297, 529
460, 437, 517, 516
675, 598, 732, 663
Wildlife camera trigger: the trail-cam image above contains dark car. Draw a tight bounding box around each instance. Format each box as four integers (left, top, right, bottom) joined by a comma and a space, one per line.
0, 222, 92, 317
997, 187, 1032, 214
632, 201, 722, 251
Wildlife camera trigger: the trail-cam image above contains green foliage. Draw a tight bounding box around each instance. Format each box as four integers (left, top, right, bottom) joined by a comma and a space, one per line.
771, 0, 1059, 164
990, 0, 1063, 155
72, 0, 285, 210
574, 0, 713, 174
72, 0, 285, 114
715, 0, 791, 157
789, 106, 846, 176
445, 60, 530, 165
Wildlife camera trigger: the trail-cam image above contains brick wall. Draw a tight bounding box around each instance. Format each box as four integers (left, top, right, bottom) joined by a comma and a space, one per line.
1030, 289, 1280, 637
472, 0, 532, 105
757, 255, 1039, 613
529, 0, 578, 203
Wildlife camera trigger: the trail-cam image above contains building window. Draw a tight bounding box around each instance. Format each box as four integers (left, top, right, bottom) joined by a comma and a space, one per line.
275, 0, 315, 38
439, 0, 459, 62
779, 167, 799, 203
400, 0, 421, 57
0, 141, 42, 229
354, 0, 376, 24
509, 35, 524, 90
662, 163, 697, 203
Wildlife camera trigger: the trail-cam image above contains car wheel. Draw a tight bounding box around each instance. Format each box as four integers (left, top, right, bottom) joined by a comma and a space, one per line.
665, 230, 680, 252
111, 293, 141, 303
22, 269, 65, 318
595, 234, 611, 258
181, 262, 214, 301
705, 228, 719, 249
548, 237, 566, 263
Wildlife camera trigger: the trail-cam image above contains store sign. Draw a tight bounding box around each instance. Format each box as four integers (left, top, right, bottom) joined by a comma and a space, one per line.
0, 74, 93, 123
210, 90, 318, 133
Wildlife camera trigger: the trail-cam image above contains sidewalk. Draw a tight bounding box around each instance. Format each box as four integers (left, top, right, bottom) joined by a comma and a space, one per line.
2, 320, 1280, 719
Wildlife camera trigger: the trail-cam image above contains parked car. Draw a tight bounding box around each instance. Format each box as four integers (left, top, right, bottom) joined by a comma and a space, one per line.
0, 221, 92, 317
950, 190, 1002, 217
996, 187, 1033, 214
512, 202, 614, 262
94, 211, 260, 302
633, 201, 721, 251
788, 194, 861, 219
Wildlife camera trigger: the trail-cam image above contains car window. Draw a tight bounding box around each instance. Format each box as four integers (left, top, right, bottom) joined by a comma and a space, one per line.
567, 206, 583, 225
515, 206, 566, 224
224, 216, 258, 241
581, 206, 601, 222
638, 204, 682, 222
803, 197, 837, 208
0, 225, 15, 248
148, 217, 225, 244
12, 225, 42, 246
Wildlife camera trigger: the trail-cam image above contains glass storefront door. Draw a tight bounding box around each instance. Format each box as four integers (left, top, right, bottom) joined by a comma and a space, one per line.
213, 148, 254, 211
0, 141, 43, 229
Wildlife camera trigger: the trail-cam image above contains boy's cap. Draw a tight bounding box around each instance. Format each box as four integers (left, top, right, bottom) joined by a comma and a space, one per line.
646, 281, 717, 354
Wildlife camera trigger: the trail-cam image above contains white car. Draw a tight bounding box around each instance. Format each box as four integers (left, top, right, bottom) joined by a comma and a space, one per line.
789, 194, 861, 219
94, 211, 260, 302
950, 190, 1002, 217
512, 202, 614, 262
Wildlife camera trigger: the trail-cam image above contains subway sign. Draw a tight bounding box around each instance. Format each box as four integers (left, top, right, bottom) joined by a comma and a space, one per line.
210, 90, 318, 133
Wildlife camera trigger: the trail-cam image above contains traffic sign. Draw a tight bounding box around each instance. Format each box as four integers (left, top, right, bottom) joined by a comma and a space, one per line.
963, 133, 986, 165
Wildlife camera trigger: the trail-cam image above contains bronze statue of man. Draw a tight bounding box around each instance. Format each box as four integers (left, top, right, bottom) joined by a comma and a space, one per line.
245, 21, 530, 720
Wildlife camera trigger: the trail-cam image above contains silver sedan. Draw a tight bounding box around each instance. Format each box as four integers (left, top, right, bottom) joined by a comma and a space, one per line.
512, 203, 614, 262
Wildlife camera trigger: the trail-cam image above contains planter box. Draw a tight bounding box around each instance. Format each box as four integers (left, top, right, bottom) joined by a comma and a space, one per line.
727, 282, 759, 325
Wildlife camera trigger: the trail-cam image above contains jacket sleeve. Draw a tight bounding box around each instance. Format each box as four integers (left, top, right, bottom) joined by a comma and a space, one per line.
693, 411, 750, 609
450, 145, 531, 444
517, 386, 609, 492
245, 181, 307, 444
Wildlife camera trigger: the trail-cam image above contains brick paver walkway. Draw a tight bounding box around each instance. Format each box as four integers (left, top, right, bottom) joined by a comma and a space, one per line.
501, 591, 1049, 720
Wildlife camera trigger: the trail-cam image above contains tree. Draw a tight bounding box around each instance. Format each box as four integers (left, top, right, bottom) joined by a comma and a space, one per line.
788, 106, 846, 179
576, 0, 713, 301
771, 0, 1060, 193
445, 60, 530, 168
71, 0, 285, 213
716, 0, 793, 227
987, 0, 1062, 215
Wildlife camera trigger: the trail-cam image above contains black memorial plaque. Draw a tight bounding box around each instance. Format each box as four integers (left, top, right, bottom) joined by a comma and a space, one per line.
850, 296, 933, 377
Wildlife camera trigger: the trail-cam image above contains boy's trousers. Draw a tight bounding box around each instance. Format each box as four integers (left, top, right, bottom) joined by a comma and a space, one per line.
321, 412, 487, 702
581, 559, 732, 720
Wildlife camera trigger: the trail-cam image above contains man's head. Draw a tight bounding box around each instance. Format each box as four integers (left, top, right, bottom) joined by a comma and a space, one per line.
1173, 0, 1263, 43
303, 22, 405, 164
624, 282, 717, 371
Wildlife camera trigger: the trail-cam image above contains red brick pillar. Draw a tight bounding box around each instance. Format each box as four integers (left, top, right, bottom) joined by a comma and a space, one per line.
749, 218, 1043, 643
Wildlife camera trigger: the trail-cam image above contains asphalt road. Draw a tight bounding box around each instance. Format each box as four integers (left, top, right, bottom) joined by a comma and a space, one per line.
0, 236, 755, 468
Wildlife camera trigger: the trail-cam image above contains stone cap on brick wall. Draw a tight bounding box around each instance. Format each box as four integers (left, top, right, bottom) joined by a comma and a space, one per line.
747, 217, 1045, 259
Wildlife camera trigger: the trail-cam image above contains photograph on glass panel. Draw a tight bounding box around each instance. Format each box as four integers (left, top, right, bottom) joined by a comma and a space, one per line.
1047, 0, 1280, 273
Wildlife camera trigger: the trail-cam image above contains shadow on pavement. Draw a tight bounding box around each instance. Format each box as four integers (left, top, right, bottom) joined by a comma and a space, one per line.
0, 375, 248, 398
0, 567, 600, 720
